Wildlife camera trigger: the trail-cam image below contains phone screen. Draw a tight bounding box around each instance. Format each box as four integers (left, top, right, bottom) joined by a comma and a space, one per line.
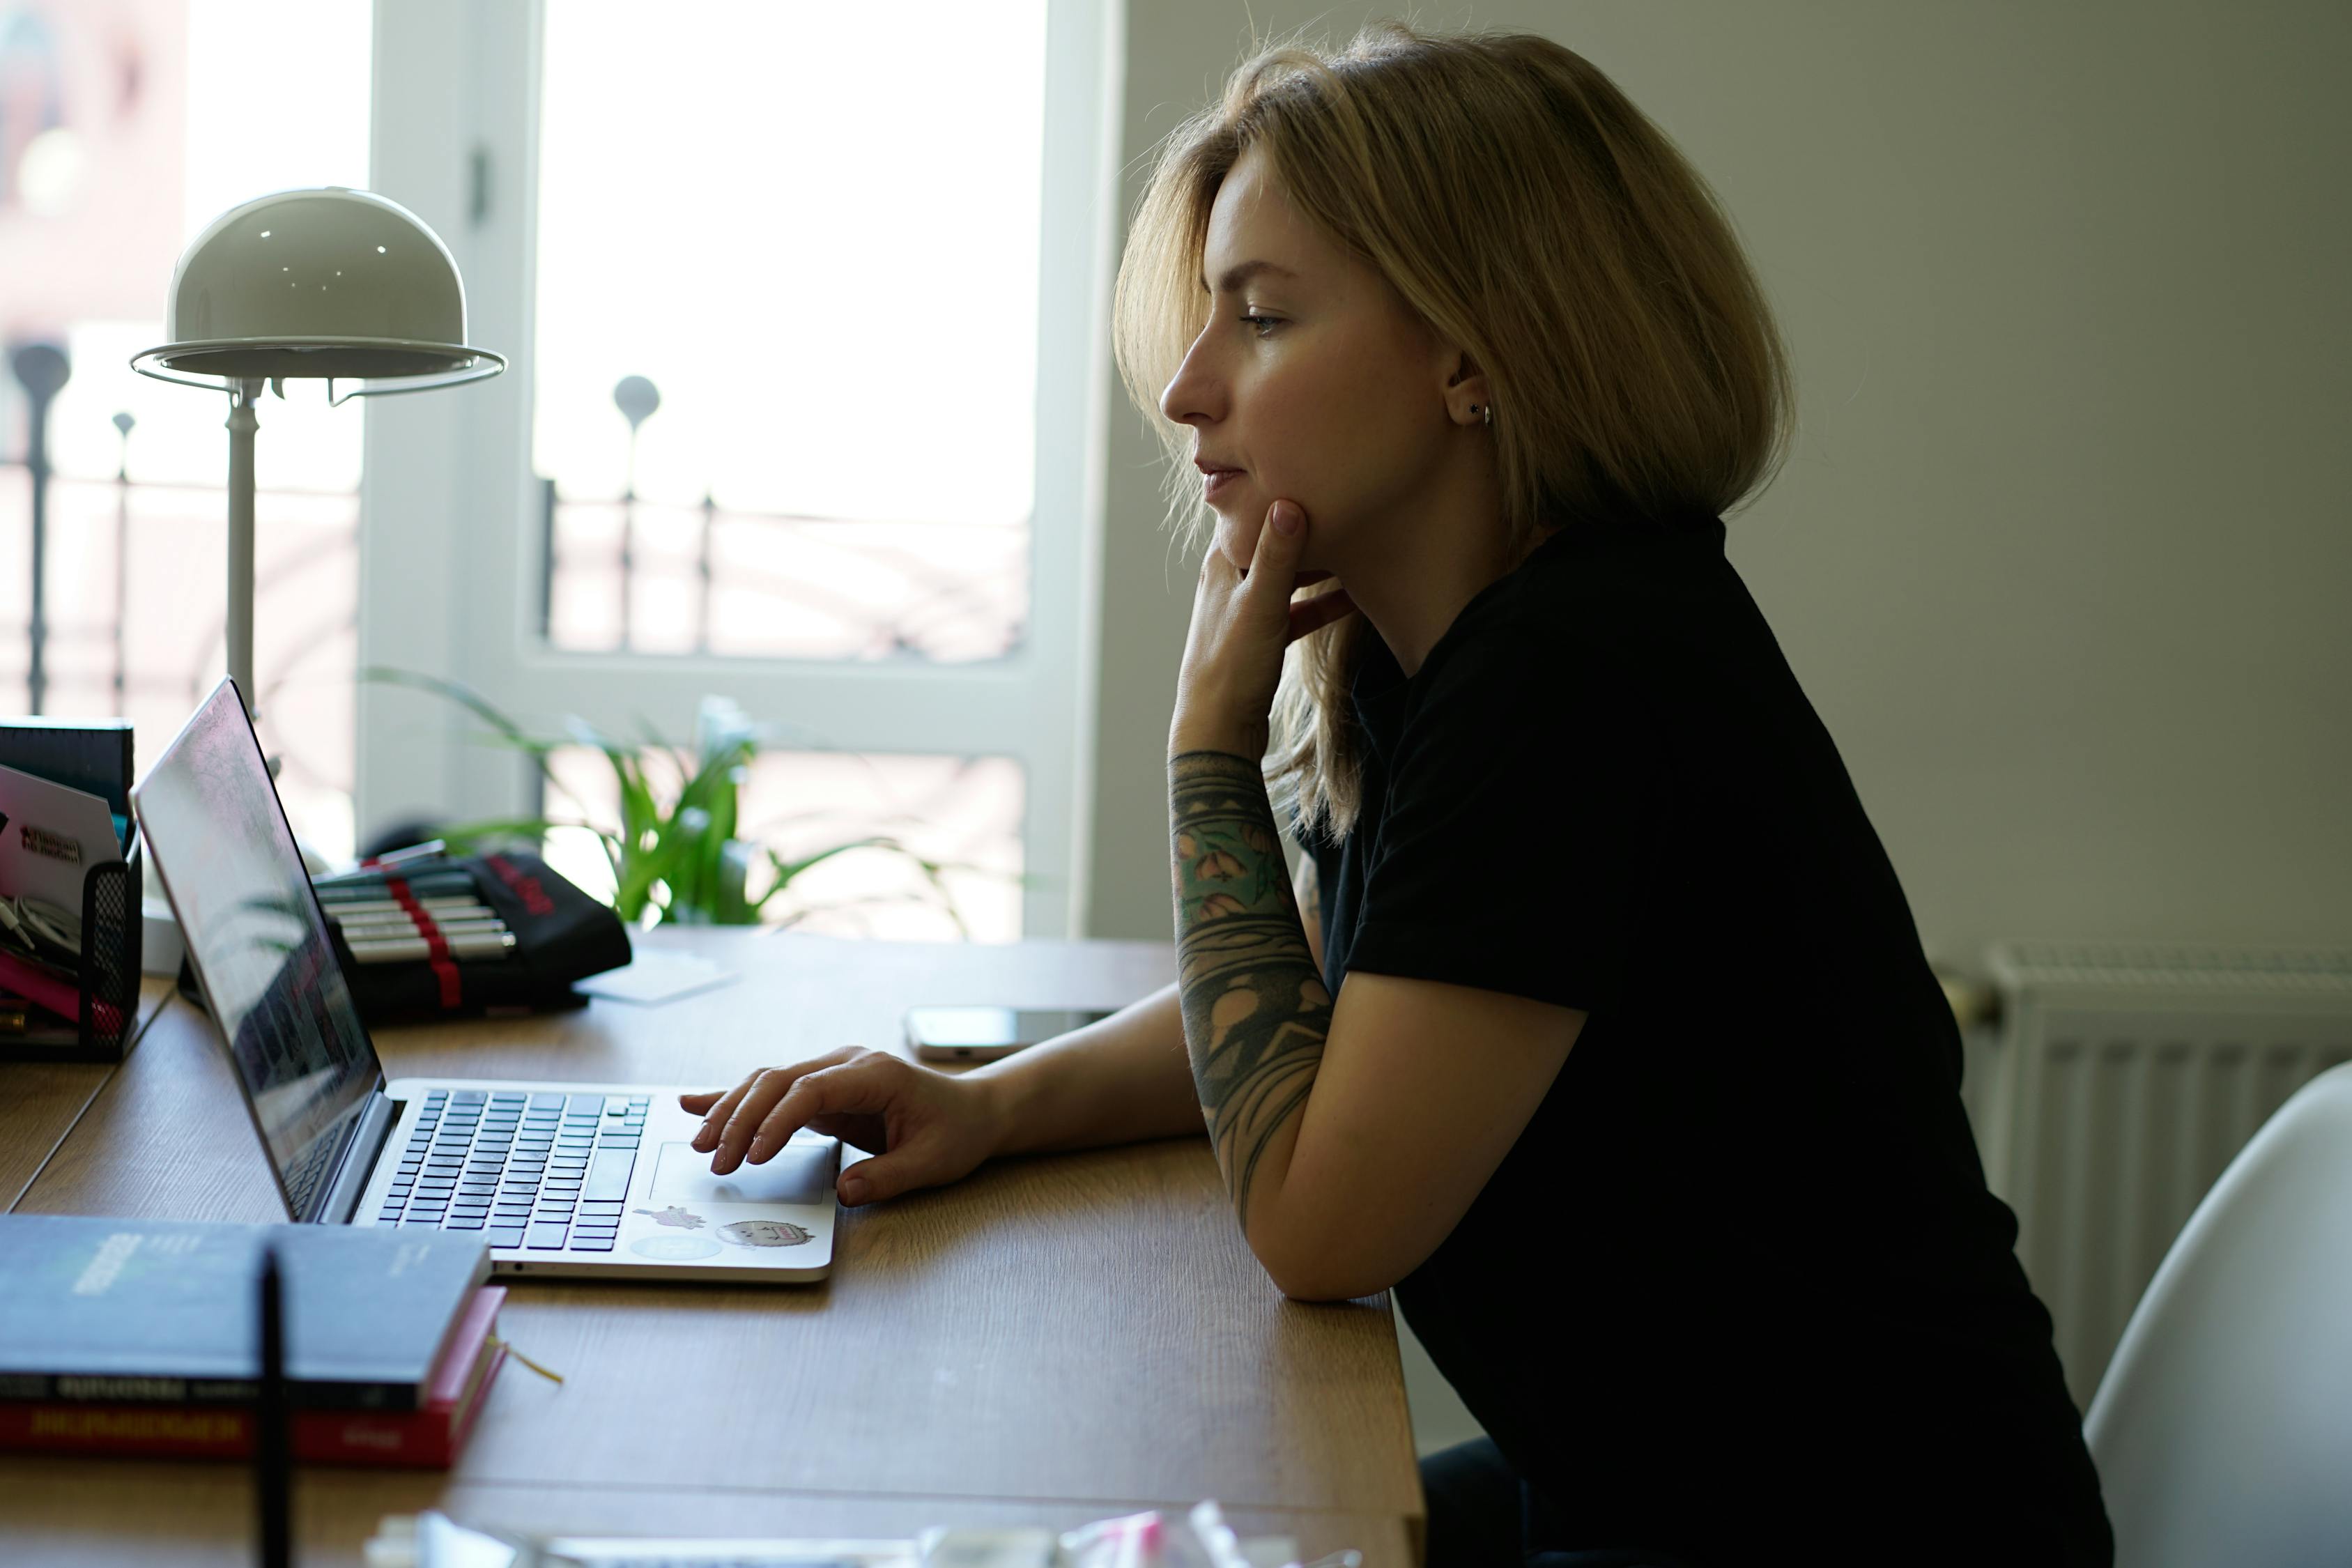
905, 1007, 1111, 1050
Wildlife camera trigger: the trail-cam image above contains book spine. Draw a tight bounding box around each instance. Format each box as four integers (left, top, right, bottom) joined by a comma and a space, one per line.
0, 1373, 424, 1411
0, 1401, 459, 1467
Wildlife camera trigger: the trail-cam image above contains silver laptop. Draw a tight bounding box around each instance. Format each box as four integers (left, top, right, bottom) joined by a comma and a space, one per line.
132, 678, 840, 1282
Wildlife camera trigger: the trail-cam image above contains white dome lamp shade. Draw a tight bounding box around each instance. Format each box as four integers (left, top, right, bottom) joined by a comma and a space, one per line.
130, 187, 506, 718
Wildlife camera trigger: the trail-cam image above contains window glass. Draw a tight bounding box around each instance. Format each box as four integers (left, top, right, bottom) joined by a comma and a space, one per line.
0, 0, 369, 860
532, 0, 1047, 662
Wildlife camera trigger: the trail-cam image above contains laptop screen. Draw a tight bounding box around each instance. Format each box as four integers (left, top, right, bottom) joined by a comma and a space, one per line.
134, 679, 381, 1221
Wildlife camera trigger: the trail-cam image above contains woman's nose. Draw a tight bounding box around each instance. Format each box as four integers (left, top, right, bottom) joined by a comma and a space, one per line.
1160, 334, 1224, 428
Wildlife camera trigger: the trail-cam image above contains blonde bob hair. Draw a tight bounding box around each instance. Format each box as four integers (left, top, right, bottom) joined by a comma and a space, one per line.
1112, 19, 1795, 843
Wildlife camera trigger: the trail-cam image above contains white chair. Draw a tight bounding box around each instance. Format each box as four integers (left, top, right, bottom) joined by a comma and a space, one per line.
2084, 1061, 2352, 1566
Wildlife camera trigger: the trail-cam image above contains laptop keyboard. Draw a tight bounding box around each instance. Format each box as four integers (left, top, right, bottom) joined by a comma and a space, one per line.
283, 1125, 341, 1221
375, 1089, 648, 1252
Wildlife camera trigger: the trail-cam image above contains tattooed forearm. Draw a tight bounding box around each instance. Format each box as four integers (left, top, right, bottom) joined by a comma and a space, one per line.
1170, 750, 1334, 1227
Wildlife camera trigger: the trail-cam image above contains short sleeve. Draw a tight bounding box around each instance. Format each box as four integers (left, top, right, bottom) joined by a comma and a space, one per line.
1342, 628, 1662, 1014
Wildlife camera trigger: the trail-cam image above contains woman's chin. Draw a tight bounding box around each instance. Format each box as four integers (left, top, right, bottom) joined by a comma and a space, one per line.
1212, 516, 1259, 570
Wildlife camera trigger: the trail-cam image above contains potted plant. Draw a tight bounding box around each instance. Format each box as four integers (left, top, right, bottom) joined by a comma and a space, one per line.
362, 668, 982, 932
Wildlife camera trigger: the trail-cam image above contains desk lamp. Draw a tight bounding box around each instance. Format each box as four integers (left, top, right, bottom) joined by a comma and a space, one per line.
131, 187, 505, 718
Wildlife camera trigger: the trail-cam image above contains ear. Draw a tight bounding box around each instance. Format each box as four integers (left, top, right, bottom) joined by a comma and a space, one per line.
1440, 348, 1491, 428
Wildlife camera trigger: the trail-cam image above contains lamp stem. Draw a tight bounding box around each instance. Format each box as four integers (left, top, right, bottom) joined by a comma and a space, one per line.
226, 378, 261, 719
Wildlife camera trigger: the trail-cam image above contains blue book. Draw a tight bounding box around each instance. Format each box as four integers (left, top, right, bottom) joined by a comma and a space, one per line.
0, 1215, 490, 1411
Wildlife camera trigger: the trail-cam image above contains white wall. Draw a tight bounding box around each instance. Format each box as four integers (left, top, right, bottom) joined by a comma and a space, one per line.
1082, 1, 2352, 983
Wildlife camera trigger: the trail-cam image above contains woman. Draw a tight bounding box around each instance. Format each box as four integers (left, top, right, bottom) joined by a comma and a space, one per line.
684, 22, 2111, 1565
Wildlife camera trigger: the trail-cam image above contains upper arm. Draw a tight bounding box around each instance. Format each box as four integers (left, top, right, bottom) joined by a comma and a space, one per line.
1247, 970, 1584, 1302
1293, 852, 1326, 975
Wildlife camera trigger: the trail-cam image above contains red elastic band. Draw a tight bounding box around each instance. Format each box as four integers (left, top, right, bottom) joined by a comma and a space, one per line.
387, 876, 463, 1010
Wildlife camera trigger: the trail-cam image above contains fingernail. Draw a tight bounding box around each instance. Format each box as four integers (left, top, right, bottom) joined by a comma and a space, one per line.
1270, 502, 1301, 536
747, 1135, 771, 1162
840, 1174, 868, 1204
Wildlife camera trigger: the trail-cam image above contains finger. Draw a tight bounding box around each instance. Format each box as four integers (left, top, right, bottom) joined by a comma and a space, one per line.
838, 1148, 916, 1206
678, 1089, 724, 1113
748, 1058, 893, 1163
1286, 586, 1358, 643
836, 1131, 948, 1206
712, 1068, 801, 1172
711, 1049, 859, 1170
691, 1071, 764, 1152
1244, 500, 1307, 609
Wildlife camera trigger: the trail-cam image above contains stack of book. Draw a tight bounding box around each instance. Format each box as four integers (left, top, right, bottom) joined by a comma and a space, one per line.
0, 1214, 507, 1466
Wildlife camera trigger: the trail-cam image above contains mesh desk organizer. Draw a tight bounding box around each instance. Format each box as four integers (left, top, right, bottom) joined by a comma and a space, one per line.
0, 829, 144, 1064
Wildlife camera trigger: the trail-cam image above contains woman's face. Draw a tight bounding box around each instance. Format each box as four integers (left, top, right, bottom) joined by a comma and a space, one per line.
1160, 144, 1463, 574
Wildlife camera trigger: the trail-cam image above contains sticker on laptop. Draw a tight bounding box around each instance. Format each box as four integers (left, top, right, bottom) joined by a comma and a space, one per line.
716, 1219, 813, 1249
634, 1204, 705, 1229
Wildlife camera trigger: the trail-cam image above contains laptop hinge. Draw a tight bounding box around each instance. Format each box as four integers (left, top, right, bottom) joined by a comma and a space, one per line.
315, 1091, 399, 1225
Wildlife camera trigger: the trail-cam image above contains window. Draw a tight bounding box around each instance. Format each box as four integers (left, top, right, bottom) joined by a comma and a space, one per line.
360, 1, 1116, 938
1, 0, 371, 861
533, 0, 1043, 665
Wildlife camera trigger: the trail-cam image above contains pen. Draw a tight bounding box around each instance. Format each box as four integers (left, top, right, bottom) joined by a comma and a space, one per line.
341, 925, 511, 951
256, 1243, 291, 1568
327, 904, 505, 931
330, 916, 506, 941
316, 896, 491, 916
345, 933, 517, 964
315, 874, 477, 900
314, 842, 450, 884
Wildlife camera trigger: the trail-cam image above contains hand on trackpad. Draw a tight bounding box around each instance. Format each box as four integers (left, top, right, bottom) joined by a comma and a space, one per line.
651, 1137, 837, 1207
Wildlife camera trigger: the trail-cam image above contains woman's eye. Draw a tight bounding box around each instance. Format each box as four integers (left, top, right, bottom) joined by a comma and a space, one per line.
1240, 312, 1282, 337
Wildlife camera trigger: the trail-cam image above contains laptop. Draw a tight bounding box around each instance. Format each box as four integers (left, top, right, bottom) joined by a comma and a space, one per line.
132, 678, 840, 1282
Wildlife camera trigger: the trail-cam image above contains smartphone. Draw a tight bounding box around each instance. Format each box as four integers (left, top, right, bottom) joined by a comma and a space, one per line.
905, 1006, 1114, 1062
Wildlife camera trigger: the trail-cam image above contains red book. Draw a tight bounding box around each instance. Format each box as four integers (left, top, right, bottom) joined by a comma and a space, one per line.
0, 1286, 505, 1467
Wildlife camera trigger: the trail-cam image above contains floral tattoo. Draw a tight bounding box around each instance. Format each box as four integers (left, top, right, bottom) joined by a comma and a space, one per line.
1170, 750, 1334, 1227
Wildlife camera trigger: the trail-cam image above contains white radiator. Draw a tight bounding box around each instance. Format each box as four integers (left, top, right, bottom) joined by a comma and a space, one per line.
1972, 942, 2352, 1411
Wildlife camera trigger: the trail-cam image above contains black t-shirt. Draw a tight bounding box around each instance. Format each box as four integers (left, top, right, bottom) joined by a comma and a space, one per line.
1303, 512, 2111, 1565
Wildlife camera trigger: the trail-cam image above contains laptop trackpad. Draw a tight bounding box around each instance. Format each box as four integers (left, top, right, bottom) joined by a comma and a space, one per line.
650, 1138, 838, 1208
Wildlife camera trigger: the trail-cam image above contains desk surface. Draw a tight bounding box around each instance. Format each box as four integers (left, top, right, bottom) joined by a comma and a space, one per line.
0, 976, 175, 1208
0, 930, 1422, 1566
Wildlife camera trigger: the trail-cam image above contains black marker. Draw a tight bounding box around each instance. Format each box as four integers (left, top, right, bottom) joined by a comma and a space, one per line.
256, 1242, 291, 1568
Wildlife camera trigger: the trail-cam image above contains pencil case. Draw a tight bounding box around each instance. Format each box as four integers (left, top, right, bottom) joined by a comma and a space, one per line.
0, 828, 144, 1064
316, 850, 631, 1024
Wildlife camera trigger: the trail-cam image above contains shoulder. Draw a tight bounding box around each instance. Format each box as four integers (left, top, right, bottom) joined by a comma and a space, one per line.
1415, 518, 1758, 720
1398, 569, 1647, 752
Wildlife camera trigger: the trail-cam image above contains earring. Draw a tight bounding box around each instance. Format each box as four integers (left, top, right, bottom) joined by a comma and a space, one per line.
1470, 403, 1492, 427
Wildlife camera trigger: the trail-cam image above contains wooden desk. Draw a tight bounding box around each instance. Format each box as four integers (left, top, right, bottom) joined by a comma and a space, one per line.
0, 976, 177, 1209
1, 930, 1423, 1566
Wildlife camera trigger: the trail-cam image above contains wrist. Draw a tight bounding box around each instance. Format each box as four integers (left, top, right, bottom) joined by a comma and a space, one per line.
1168, 714, 1266, 762
962, 1055, 1028, 1158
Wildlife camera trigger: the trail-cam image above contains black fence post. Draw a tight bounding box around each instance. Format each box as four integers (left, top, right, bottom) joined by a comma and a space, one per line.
698, 488, 717, 652
613, 375, 659, 653
537, 472, 558, 639
8, 341, 70, 714
112, 410, 134, 707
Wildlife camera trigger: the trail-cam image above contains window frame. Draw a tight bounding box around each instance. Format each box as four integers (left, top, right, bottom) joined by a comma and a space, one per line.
355, 0, 1122, 938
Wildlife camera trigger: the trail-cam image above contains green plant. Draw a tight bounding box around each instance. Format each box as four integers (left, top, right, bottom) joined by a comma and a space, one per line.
361, 668, 981, 933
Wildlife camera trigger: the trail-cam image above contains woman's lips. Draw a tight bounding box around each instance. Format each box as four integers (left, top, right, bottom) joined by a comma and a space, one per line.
1203, 468, 1241, 502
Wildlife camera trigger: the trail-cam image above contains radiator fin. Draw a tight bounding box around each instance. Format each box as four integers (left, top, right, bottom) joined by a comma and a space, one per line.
1984, 944, 2352, 1409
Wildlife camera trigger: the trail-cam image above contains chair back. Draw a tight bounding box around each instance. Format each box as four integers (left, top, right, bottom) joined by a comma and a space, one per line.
2084, 1061, 2352, 1565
